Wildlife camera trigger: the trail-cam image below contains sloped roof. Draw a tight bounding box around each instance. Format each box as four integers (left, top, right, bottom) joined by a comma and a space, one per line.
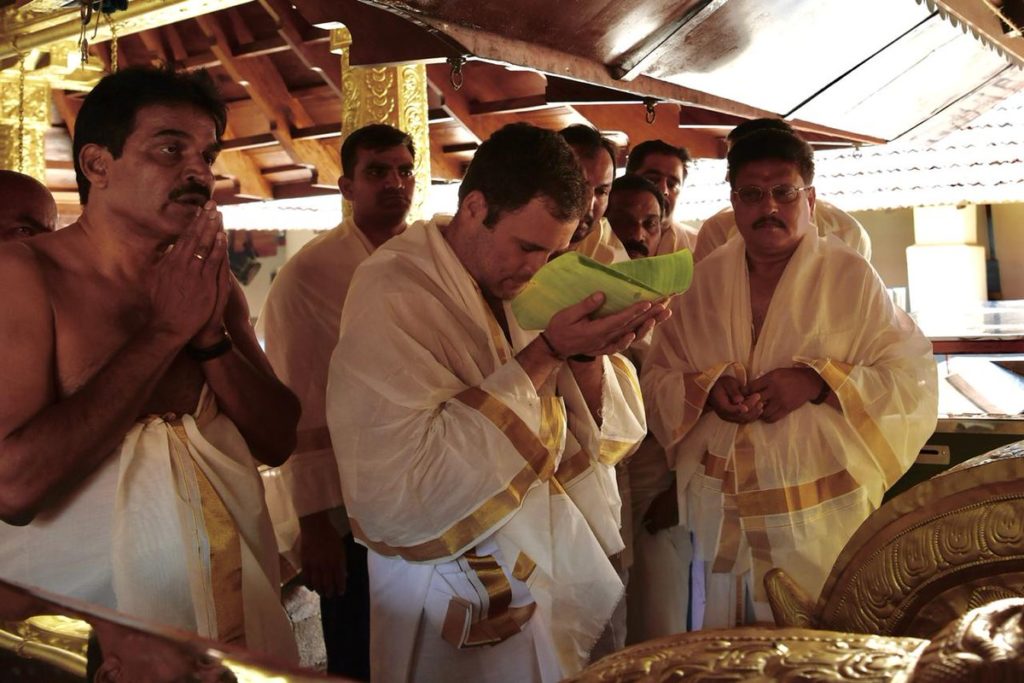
678, 89, 1024, 221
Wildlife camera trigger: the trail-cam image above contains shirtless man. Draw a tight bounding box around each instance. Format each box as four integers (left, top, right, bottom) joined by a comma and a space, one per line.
0, 67, 299, 661
0, 170, 58, 241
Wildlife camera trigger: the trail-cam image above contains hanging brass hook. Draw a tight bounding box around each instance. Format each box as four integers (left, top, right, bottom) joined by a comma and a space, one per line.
643, 97, 659, 124
447, 55, 467, 91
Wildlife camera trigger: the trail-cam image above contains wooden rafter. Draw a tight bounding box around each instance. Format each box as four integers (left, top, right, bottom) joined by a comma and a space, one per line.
256, 0, 342, 99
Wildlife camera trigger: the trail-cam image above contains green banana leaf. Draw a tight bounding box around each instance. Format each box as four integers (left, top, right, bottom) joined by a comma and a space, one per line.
511, 248, 693, 330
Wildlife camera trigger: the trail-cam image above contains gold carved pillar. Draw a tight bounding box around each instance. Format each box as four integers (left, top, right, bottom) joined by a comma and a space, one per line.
330, 27, 431, 222
0, 68, 49, 182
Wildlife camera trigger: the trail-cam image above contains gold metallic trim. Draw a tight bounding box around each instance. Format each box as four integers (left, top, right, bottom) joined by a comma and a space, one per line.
598, 438, 635, 466
442, 599, 537, 649
702, 450, 728, 482
556, 447, 592, 486
711, 496, 742, 574
732, 427, 759, 494
466, 553, 512, 619
672, 362, 735, 443
609, 354, 641, 400
350, 387, 558, 561
512, 552, 537, 582
294, 426, 332, 454
457, 387, 558, 480
800, 358, 904, 487
736, 469, 860, 518
352, 466, 540, 562
0, 616, 89, 677
539, 396, 565, 457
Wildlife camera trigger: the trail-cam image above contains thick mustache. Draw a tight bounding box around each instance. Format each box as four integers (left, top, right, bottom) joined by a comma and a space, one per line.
169, 183, 212, 202
623, 240, 649, 256
753, 215, 787, 230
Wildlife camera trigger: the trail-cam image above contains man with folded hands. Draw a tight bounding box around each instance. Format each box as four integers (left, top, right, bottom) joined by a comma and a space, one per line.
0, 67, 299, 661
641, 128, 936, 628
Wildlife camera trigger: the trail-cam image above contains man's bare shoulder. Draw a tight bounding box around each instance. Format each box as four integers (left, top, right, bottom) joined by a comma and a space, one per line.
0, 239, 50, 304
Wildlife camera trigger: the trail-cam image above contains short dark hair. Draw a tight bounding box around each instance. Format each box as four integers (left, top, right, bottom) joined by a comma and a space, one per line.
340, 123, 415, 177
459, 122, 588, 226
610, 174, 666, 218
73, 66, 226, 204
727, 129, 815, 186
726, 117, 794, 144
625, 139, 691, 179
559, 124, 617, 172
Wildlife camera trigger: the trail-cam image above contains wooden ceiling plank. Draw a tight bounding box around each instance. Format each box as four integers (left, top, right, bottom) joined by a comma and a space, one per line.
256, 0, 343, 99
399, 11, 886, 145
428, 142, 466, 182
425, 65, 486, 144
137, 28, 170, 66
214, 149, 275, 199
545, 77, 644, 105
441, 141, 478, 154
469, 94, 548, 116
196, 11, 323, 171
162, 23, 190, 63
226, 7, 256, 46
573, 102, 722, 159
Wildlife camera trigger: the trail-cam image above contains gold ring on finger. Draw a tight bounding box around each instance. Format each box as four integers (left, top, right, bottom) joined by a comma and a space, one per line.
193, 252, 206, 261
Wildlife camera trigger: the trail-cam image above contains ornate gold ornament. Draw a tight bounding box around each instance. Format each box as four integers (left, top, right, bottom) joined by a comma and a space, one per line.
333, 26, 431, 222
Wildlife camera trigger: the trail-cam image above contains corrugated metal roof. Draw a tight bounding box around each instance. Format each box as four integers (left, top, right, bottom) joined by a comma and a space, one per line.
678, 89, 1024, 221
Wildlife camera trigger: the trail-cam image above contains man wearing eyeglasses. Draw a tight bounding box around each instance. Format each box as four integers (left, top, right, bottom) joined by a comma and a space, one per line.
641, 128, 937, 629
692, 118, 871, 263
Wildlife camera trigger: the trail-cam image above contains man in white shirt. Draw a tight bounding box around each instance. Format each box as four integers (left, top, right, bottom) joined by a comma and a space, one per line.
259, 124, 415, 679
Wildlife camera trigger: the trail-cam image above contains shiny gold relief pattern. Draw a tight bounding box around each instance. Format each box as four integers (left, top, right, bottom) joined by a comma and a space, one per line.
565, 629, 928, 683
0, 75, 48, 180
819, 496, 1024, 639
336, 28, 430, 221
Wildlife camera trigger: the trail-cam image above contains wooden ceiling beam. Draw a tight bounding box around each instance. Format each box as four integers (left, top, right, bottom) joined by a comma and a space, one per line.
273, 181, 338, 200
428, 140, 467, 182
226, 7, 256, 46
180, 29, 329, 70
545, 77, 644, 105
196, 10, 335, 183
214, 150, 275, 199
136, 28, 170, 67
425, 65, 487, 143
573, 102, 722, 159
162, 24, 190, 63
441, 141, 478, 154
256, 0, 342, 99
289, 0, 460, 66
469, 94, 548, 116
221, 122, 342, 151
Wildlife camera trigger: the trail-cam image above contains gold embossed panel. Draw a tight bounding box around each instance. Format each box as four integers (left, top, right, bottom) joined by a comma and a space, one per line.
802, 441, 1024, 640
566, 627, 928, 683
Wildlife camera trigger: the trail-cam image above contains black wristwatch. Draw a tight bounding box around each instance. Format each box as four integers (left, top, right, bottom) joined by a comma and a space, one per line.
186, 332, 233, 362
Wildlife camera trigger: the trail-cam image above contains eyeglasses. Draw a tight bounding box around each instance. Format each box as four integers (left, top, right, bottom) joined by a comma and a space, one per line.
731, 184, 812, 205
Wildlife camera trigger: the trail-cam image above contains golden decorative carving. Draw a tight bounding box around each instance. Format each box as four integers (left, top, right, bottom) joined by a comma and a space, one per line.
0, 615, 90, 677
335, 26, 431, 222
0, 71, 49, 181
0, 0, 252, 61
566, 627, 928, 682
570, 598, 1024, 683
911, 598, 1024, 682
763, 567, 817, 629
769, 441, 1024, 642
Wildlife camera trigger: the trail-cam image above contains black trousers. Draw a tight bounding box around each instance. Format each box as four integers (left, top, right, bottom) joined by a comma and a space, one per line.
320, 533, 371, 680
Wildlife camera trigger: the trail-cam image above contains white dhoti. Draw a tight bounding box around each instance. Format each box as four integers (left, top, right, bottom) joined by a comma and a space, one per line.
0, 388, 298, 663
